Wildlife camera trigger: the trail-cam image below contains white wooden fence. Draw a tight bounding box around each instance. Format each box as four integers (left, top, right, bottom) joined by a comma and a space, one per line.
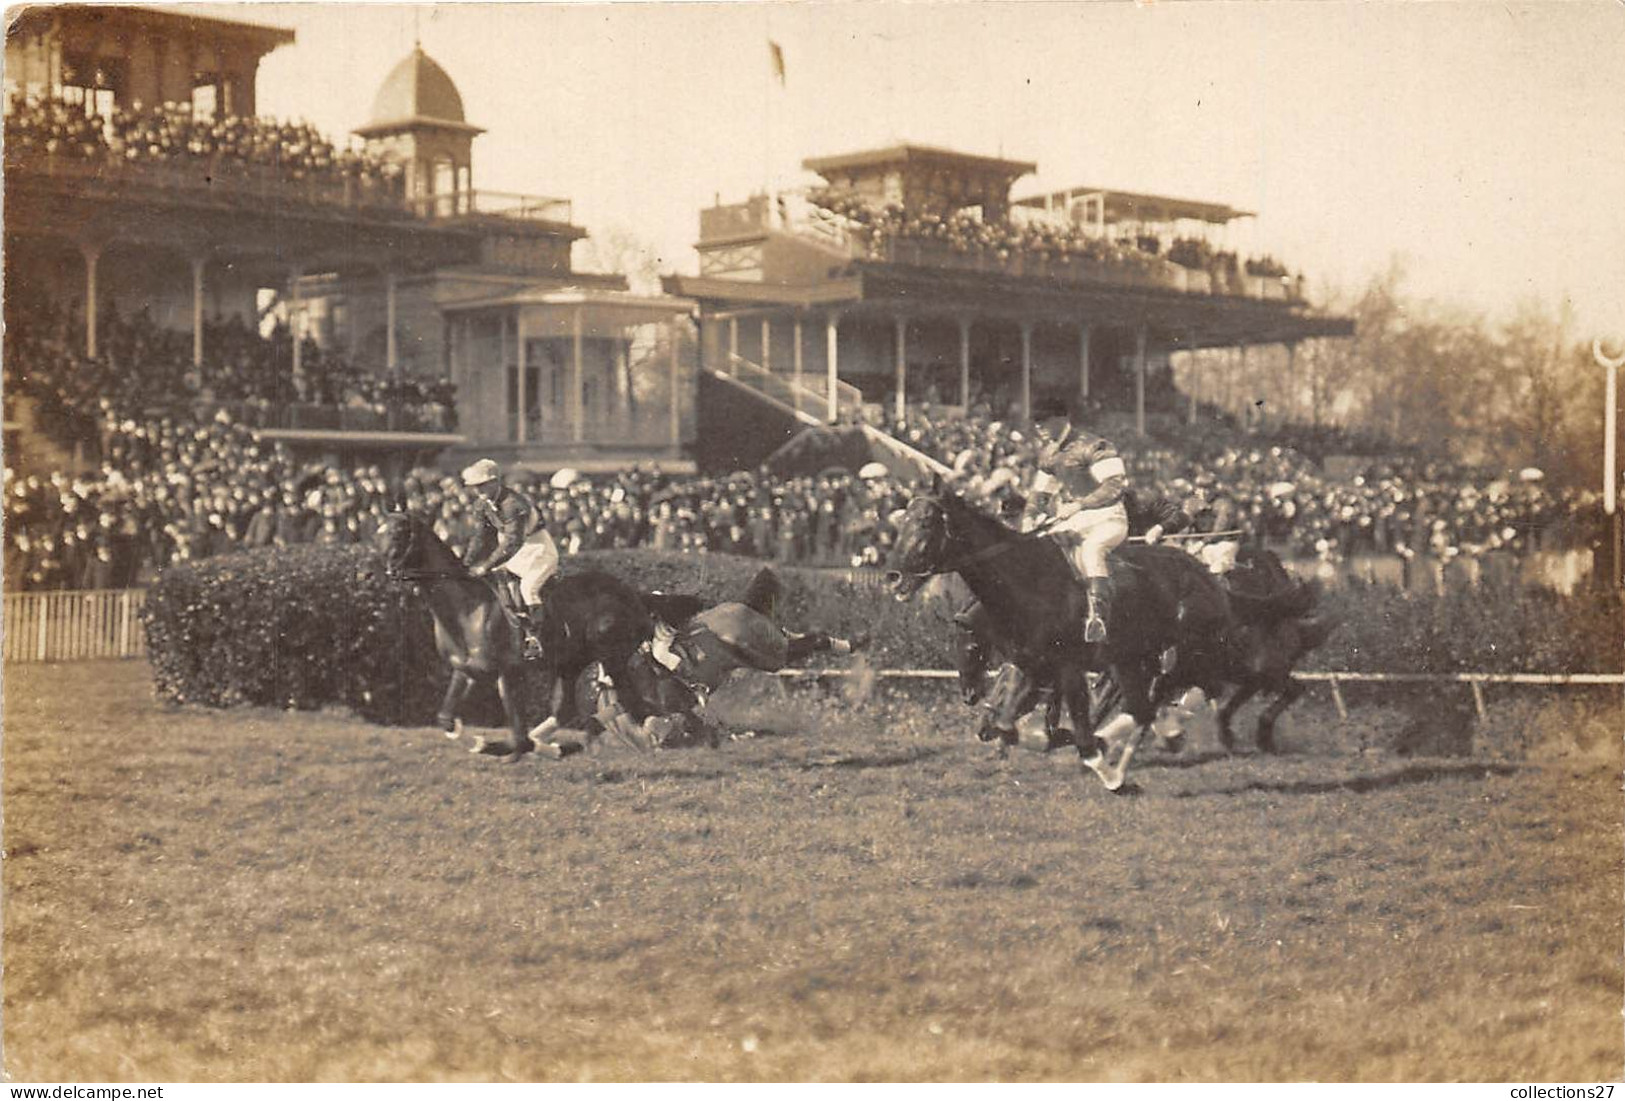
4, 588, 147, 663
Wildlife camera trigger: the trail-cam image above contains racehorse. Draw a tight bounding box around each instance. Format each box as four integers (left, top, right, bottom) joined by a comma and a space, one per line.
886, 484, 1232, 790
381, 510, 656, 761
1206, 545, 1335, 752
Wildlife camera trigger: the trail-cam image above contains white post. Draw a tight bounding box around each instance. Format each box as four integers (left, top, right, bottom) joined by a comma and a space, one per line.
729, 316, 739, 376
1019, 321, 1033, 423
516, 309, 528, 445
894, 316, 908, 424
573, 306, 585, 443
1594, 339, 1621, 517
761, 316, 772, 374
959, 317, 972, 409
826, 312, 840, 422
1079, 321, 1092, 401
191, 256, 206, 369
1135, 325, 1148, 436
81, 244, 100, 359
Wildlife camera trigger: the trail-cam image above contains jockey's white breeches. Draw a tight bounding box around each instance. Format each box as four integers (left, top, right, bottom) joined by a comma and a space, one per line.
498, 531, 560, 604
1047, 503, 1129, 580
1196, 540, 1240, 575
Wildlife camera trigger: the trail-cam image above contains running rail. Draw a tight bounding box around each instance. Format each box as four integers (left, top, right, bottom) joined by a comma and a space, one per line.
764, 667, 1625, 719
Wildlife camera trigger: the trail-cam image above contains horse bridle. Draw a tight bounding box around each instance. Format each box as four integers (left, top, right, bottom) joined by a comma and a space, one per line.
894, 495, 1027, 586
383, 513, 473, 583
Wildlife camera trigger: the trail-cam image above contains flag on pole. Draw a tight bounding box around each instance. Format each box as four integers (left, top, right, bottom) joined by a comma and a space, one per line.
768, 39, 786, 85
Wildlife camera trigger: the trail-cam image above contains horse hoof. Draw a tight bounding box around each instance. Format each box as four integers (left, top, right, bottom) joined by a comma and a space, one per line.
499, 740, 537, 764
1161, 730, 1187, 755
440, 717, 463, 740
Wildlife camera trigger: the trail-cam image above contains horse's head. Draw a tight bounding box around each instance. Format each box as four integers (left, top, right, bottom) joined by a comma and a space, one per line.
381, 509, 449, 581
885, 491, 955, 601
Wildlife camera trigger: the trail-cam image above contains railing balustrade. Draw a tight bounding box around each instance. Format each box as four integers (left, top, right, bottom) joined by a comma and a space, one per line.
4, 588, 146, 663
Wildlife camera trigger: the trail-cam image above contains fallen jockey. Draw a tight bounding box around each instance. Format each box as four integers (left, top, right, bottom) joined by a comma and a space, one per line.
586, 568, 862, 748
458, 459, 559, 662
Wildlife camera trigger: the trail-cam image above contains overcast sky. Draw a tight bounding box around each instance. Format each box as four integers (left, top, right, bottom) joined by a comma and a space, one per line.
219, 1, 1623, 336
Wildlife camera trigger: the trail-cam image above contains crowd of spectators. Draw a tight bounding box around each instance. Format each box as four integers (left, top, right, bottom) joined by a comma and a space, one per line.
4, 417, 909, 591
889, 405, 1600, 565
4, 294, 457, 443
4, 293, 1603, 592
5, 94, 402, 197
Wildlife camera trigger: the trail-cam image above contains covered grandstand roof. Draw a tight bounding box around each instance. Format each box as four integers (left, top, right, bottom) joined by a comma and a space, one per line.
1014, 186, 1254, 226
803, 144, 1036, 181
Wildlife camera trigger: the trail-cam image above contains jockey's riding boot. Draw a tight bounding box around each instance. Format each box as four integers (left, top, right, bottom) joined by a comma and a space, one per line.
1084, 577, 1112, 644
519, 604, 545, 662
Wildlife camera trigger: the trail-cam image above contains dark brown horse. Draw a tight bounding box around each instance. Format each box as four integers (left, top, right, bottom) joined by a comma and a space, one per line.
887, 485, 1232, 790
382, 511, 656, 761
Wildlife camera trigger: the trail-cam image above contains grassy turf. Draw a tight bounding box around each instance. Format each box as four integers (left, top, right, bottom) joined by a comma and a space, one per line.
3, 661, 1620, 1082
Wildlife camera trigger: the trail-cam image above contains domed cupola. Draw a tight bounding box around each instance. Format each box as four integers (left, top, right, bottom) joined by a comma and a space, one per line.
354, 45, 484, 213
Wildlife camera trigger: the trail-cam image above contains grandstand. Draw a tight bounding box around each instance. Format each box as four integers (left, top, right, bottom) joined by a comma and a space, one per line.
664, 143, 1354, 470
3, 7, 695, 477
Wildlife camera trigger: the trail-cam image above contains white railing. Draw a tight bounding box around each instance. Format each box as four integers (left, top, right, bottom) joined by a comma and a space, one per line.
724, 352, 862, 422
4, 588, 147, 662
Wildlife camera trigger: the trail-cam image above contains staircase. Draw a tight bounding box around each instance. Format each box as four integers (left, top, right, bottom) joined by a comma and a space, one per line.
719, 352, 864, 423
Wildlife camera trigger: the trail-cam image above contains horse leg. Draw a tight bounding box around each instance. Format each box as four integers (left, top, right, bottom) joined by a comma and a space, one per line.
1082, 662, 1154, 792
436, 668, 475, 740
1216, 682, 1259, 753
1255, 677, 1304, 755
492, 668, 546, 763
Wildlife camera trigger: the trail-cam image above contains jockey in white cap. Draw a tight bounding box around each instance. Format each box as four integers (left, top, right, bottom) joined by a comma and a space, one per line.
1027, 414, 1129, 643
459, 458, 559, 661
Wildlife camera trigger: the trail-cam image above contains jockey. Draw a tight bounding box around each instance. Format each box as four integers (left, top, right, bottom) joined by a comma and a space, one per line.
1028, 414, 1129, 643
1122, 486, 1195, 545
1184, 488, 1244, 575
459, 459, 559, 662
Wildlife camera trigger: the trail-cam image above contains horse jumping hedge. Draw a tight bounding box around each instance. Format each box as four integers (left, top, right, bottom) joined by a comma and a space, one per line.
143, 544, 1619, 726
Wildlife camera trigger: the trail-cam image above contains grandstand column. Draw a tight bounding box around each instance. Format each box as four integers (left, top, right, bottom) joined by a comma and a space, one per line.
761, 318, 772, 373
572, 306, 585, 443
516, 310, 528, 445
825, 313, 842, 422
385, 271, 399, 374
1134, 325, 1148, 435
729, 317, 739, 376
894, 316, 909, 424
1187, 330, 1199, 426
1019, 321, 1033, 423
79, 243, 100, 359
669, 319, 682, 448
1078, 321, 1092, 401
289, 266, 304, 378
958, 319, 972, 408
1284, 341, 1298, 424
191, 257, 207, 369
792, 315, 804, 413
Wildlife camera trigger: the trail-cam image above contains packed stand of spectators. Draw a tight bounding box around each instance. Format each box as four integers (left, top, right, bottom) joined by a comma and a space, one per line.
5, 94, 402, 199
4, 421, 912, 591
807, 188, 1303, 295
4, 294, 457, 440
888, 405, 1601, 565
